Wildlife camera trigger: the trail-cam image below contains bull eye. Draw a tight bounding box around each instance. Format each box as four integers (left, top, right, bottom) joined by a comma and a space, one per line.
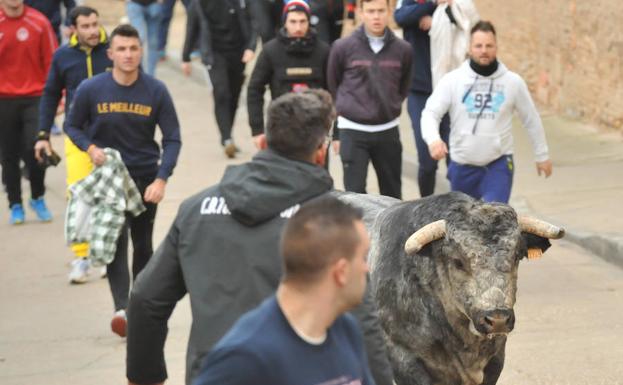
453, 258, 466, 271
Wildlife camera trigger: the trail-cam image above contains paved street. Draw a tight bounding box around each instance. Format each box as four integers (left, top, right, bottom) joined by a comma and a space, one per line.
1, 3, 622, 384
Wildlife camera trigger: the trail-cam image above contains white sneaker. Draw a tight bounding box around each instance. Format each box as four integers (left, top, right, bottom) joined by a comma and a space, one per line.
68, 258, 90, 284
111, 309, 127, 337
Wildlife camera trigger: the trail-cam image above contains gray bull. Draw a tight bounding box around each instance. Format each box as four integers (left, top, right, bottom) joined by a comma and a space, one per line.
339, 191, 564, 385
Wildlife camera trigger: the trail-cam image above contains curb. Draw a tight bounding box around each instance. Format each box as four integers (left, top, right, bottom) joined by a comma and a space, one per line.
510, 196, 623, 269
564, 231, 623, 269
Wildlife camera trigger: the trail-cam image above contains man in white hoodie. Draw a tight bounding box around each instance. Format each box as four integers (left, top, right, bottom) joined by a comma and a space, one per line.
421, 20, 552, 203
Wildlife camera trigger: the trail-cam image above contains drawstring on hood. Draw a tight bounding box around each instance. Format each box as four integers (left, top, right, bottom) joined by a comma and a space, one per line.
463, 59, 499, 134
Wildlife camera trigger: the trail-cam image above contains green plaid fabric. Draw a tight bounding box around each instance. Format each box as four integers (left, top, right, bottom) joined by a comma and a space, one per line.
65, 148, 146, 266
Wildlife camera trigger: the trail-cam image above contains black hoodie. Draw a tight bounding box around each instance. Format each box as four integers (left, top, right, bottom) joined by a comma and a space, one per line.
126, 150, 394, 385
247, 28, 330, 136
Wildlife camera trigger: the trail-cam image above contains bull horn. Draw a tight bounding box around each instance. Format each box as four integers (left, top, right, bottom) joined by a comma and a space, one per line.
518, 216, 565, 239
404, 220, 446, 255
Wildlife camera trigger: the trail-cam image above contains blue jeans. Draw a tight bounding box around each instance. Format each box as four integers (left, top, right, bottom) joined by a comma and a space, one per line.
158, 0, 190, 52
447, 155, 514, 203
126, 1, 163, 76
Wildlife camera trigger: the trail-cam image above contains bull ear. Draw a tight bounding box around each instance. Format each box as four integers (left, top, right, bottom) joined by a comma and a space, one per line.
522, 233, 551, 260
518, 216, 564, 260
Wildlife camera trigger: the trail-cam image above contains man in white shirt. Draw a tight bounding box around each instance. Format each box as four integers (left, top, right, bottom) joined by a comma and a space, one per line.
422, 20, 552, 203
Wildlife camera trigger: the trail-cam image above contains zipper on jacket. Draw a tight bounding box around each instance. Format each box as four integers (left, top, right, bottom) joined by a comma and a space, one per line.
80, 46, 94, 78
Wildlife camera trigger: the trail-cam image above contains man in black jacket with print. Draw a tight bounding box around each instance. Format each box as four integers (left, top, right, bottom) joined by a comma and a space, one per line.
125, 90, 394, 385
247, 0, 329, 149
181, 0, 256, 158
328, 0, 412, 200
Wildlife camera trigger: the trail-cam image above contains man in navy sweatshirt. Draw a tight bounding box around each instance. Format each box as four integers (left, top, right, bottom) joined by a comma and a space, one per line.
25, 0, 75, 42
193, 197, 375, 385
394, 0, 452, 197
65, 24, 182, 337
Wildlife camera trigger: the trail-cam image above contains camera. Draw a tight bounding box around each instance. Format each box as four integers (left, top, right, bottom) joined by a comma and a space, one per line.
39, 150, 61, 168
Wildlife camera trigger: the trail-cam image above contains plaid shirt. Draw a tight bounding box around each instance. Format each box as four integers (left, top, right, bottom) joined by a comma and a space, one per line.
65, 148, 146, 266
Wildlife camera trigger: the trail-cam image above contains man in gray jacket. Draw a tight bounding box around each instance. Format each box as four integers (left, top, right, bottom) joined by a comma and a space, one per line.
125, 90, 393, 385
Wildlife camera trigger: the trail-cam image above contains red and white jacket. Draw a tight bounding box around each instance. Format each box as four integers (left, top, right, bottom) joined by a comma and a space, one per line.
0, 5, 57, 97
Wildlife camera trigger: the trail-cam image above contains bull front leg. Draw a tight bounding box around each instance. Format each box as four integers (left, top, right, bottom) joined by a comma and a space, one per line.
481, 340, 506, 385
389, 344, 435, 385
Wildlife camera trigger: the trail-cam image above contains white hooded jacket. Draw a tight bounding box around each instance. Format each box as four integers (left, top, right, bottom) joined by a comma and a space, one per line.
429, 0, 479, 87
421, 60, 549, 166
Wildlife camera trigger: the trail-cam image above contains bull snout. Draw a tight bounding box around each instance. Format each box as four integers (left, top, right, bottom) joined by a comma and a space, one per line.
475, 309, 515, 335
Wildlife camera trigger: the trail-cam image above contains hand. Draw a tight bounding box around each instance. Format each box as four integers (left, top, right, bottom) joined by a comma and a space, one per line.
56, 101, 65, 116
34, 140, 52, 163
241, 49, 255, 64
87, 145, 107, 166
428, 140, 448, 160
536, 159, 552, 178
419, 15, 432, 31
252, 133, 265, 150
181, 62, 192, 77
144, 178, 167, 204
332, 140, 340, 155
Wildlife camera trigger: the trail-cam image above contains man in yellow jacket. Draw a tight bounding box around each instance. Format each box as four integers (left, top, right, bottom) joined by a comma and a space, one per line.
34, 5, 112, 283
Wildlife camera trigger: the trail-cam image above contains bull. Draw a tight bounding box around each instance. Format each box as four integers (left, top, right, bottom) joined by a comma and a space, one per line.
340, 191, 565, 385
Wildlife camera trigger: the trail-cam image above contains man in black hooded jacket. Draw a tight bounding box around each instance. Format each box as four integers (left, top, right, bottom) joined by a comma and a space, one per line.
247, 0, 329, 148
125, 90, 394, 385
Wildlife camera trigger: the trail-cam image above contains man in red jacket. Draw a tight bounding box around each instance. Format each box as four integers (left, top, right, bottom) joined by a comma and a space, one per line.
0, 0, 57, 224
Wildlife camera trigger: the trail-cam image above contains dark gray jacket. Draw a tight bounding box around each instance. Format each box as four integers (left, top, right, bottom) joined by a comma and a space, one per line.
327, 26, 413, 127
182, 0, 257, 66
126, 150, 394, 385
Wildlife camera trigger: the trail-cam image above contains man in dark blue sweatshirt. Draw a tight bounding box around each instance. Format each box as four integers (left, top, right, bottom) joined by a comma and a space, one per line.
34, 5, 112, 284
394, 0, 451, 197
193, 197, 375, 385
65, 24, 182, 337
25, 0, 75, 42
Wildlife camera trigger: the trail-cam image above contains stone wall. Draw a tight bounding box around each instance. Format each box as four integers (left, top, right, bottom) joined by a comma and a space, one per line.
475, 0, 623, 130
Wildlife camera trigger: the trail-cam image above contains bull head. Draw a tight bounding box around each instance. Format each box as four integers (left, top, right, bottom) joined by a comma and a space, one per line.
404, 216, 565, 255
403, 214, 564, 338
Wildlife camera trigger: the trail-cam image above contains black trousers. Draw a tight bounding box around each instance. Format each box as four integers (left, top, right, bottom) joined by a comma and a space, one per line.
407, 91, 450, 197
0, 97, 46, 207
208, 50, 246, 145
339, 127, 403, 199
107, 177, 158, 311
